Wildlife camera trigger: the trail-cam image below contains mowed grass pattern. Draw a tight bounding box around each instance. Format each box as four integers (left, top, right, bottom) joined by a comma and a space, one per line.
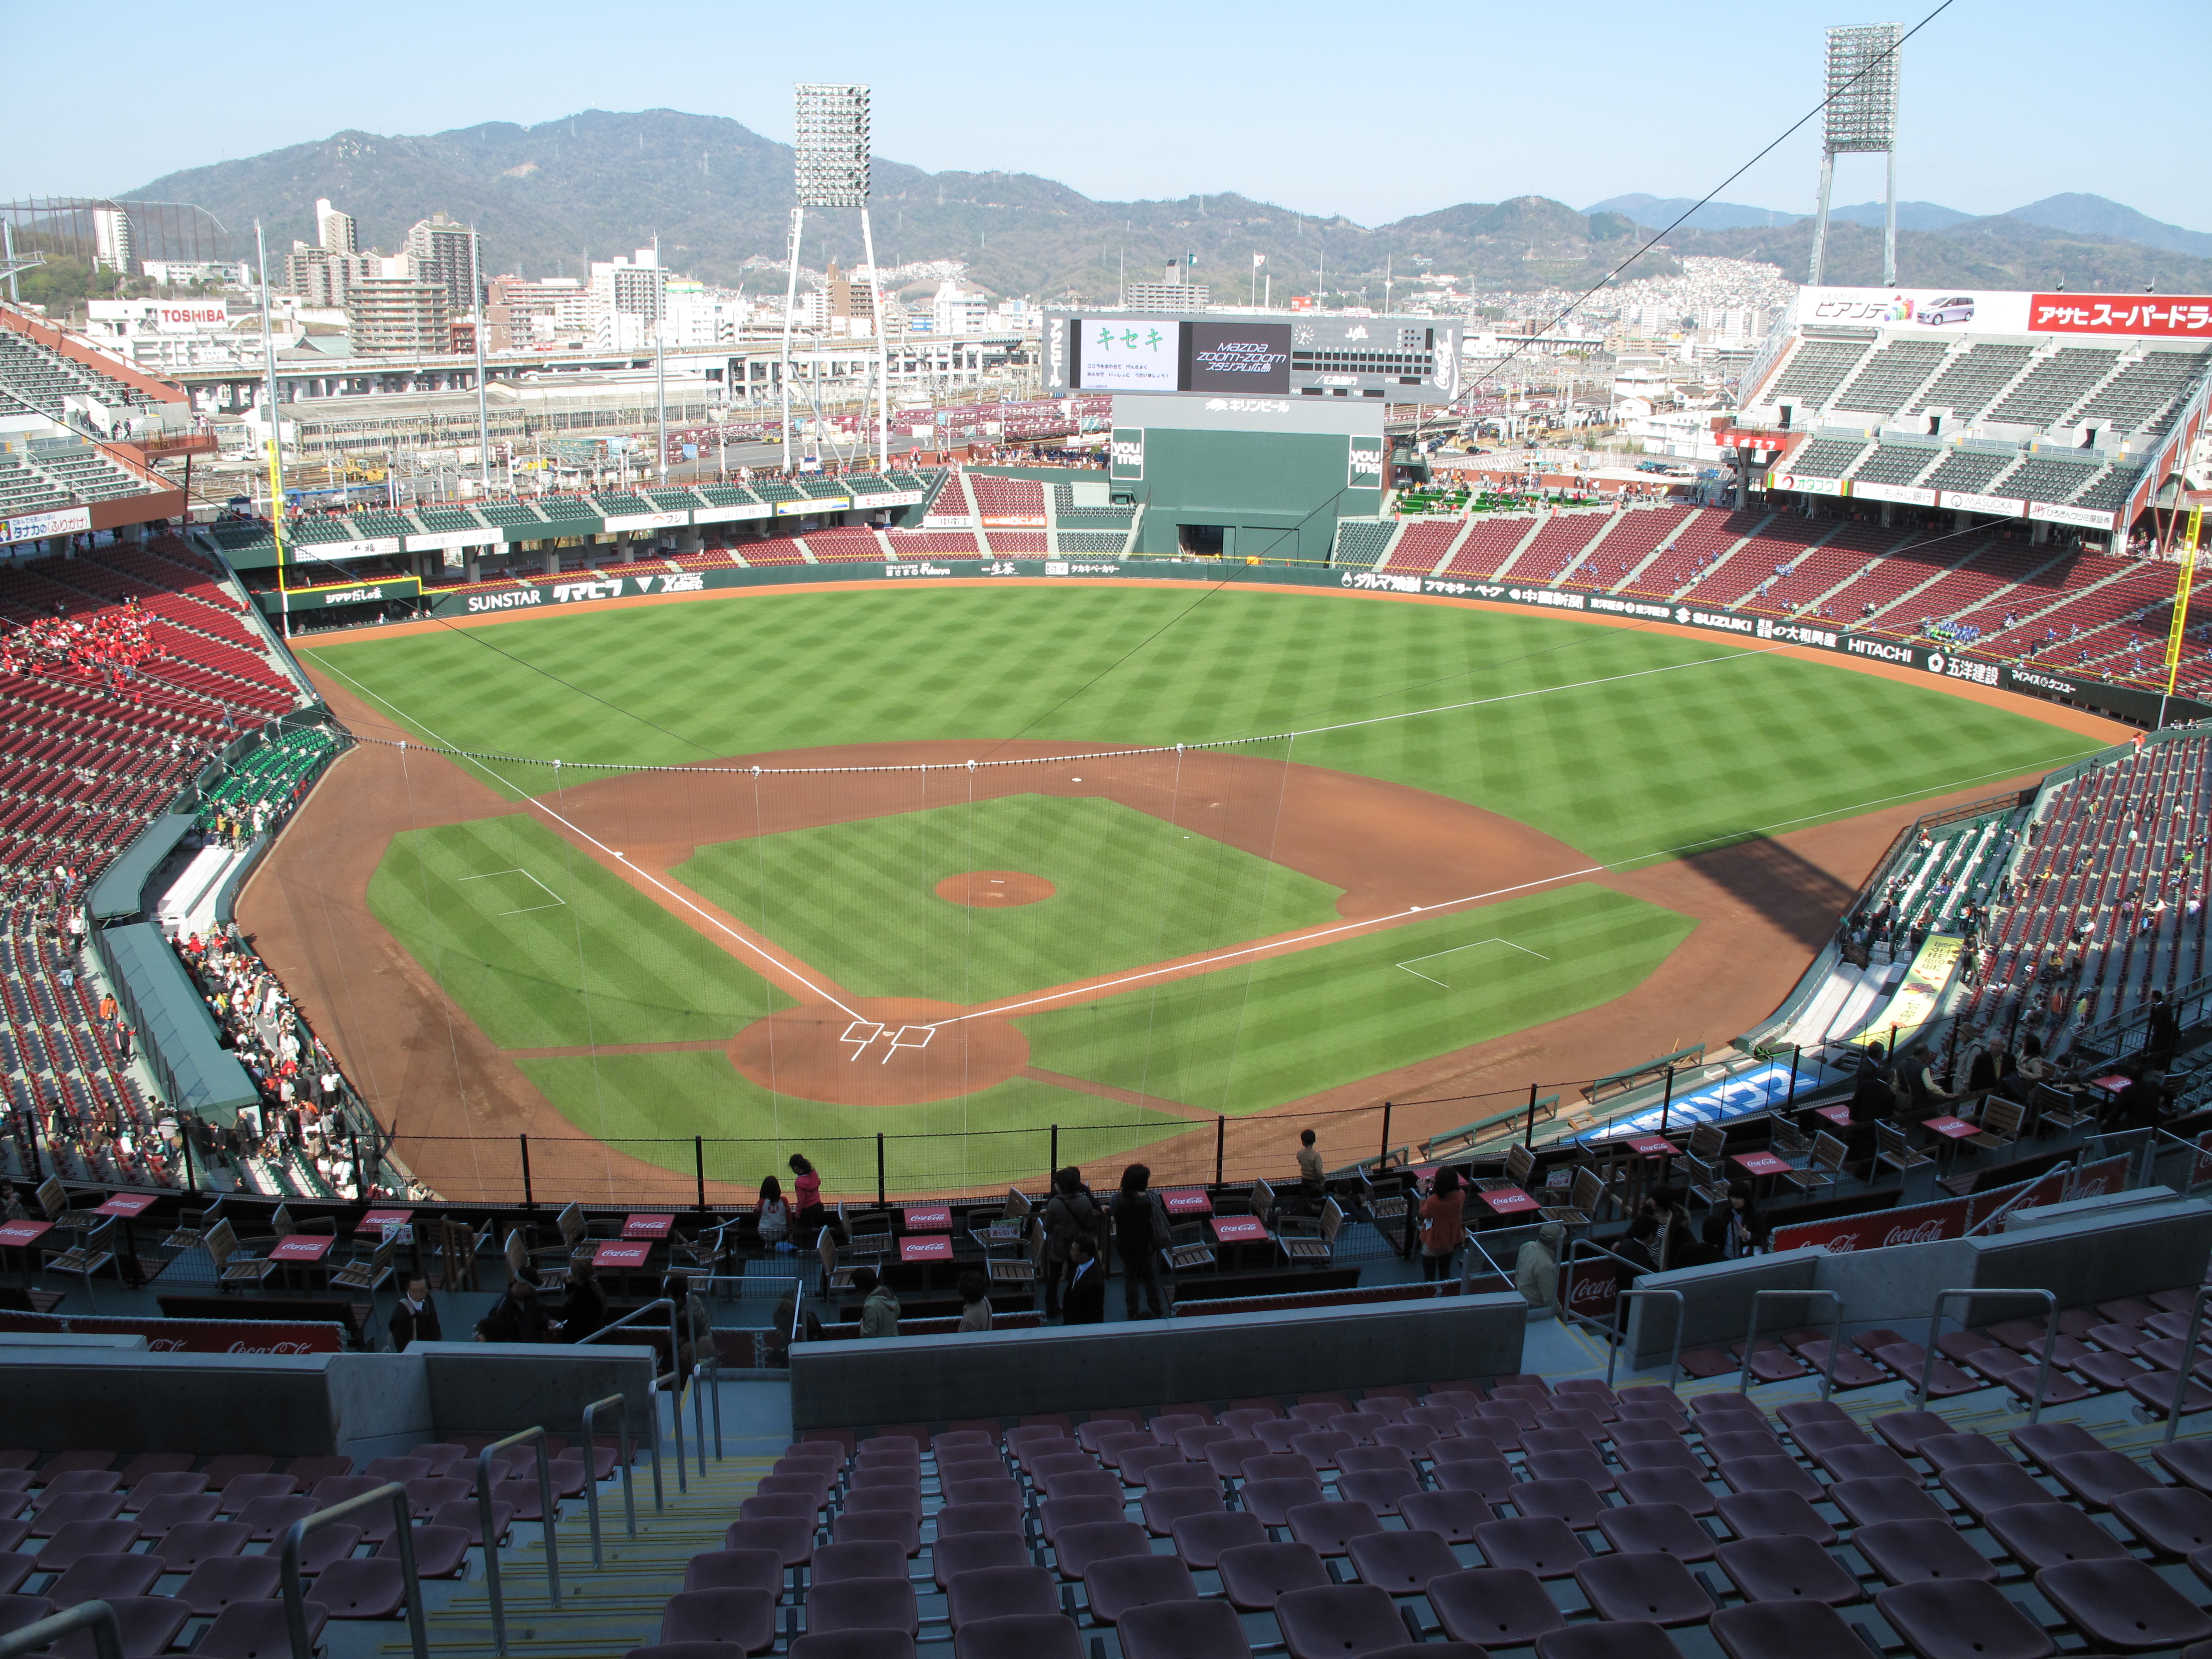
1016, 885, 1698, 1114
368, 814, 791, 1048
674, 793, 1344, 1005
305, 586, 2104, 863
514, 1052, 1192, 1191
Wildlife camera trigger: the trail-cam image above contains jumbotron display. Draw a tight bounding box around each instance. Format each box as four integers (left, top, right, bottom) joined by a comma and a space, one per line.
1044, 311, 1462, 403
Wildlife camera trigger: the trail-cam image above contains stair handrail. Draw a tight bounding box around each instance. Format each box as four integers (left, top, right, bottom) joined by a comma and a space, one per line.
279, 1481, 427, 1659
474, 1426, 563, 1657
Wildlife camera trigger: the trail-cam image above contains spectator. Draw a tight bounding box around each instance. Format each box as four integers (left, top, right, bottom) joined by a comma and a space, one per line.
1612, 1214, 1662, 1285
474, 1275, 543, 1343
956, 1269, 993, 1332
755, 1175, 790, 1250
1417, 1166, 1466, 1282
389, 1276, 441, 1351
1061, 1236, 1106, 1325
1040, 1166, 1100, 1320
1900, 1047, 1958, 1120
854, 1267, 902, 1338
1514, 1222, 1562, 1311
1294, 1127, 1325, 1213
1641, 1187, 1693, 1271
1110, 1163, 1170, 1320
562, 1259, 609, 1342
787, 1153, 837, 1242
2143, 989, 2180, 1063
2104, 1061, 2174, 1135
1702, 1183, 1766, 1259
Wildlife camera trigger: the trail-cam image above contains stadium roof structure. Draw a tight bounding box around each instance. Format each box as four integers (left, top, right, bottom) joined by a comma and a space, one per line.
1739, 285, 2212, 537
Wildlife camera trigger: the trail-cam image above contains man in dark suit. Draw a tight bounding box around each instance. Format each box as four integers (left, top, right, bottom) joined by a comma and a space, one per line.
1062, 1236, 1107, 1325
389, 1277, 441, 1351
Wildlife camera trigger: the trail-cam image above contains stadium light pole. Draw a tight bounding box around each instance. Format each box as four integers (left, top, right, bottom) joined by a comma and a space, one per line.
470, 227, 491, 500
1808, 23, 1903, 287
787, 85, 885, 475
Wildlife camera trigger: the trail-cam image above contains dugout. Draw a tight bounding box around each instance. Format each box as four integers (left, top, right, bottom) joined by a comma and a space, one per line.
1109, 392, 1385, 564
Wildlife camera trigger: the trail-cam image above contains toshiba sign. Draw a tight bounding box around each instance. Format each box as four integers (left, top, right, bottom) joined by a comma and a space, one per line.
154, 303, 230, 332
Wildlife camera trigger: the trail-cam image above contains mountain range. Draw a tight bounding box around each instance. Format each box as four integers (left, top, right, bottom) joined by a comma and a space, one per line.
114, 109, 2212, 303
1585, 191, 2212, 257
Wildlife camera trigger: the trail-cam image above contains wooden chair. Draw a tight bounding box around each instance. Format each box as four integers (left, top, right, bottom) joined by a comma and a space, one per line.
1770, 1121, 1813, 1162
1483, 1145, 1538, 1192
842, 1208, 894, 1254
428, 1216, 487, 1294
44, 1216, 119, 1308
1279, 1201, 1341, 1268
1682, 1153, 1731, 1206
1165, 1221, 1216, 1276
1783, 1135, 1846, 1194
525, 1204, 591, 1287
1687, 1124, 1727, 1165
816, 1227, 869, 1299
1539, 1167, 1602, 1227
208, 1218, 273, 1290
161, 1197, 224, 1255
1874, 1122, 1931, 1180
329, 1235, 397, 1297
2030, 1081, 2097, 1133
1964, 1098, 2022, 1155
1250, 1178, 1279, 1228
36, 1175, 91, 1239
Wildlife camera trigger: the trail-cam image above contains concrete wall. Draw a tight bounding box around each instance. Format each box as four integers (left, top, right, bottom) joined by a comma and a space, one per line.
411, 1340, 659, 1443
790, 1294, 1527, 1430
1964, 1195, 2212, 1309
1625, 1251, 1820, 1369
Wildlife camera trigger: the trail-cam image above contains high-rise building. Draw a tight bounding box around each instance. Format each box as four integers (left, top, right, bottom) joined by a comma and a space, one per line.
587, 248, 667, 350
315, 198, 358, 254
931, 279, 991, 337
405, 214, 483, 324
285, 243, 375, 307
486, 274, 590, 350
92, 206, 133, 274
346, 276, 449, 354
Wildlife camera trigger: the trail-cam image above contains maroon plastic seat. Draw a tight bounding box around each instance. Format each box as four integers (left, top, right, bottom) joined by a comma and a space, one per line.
1403, 1407, 1466, 1436
1692, 1395, 1766, 1424
1429, 1566, 1570, 1645
25, 1492, 124, 1535
1813, 1445, 1915, 1484
948, 1613, 1076, 1659
285, 1457, 353, 1486
1875, 1579, 2055, 1659
1475, 1515, 1584, 1578
175, 1554, 282, 1616
2047, 1449, 2163, 1509
1433, 1459, 1517, 1502
1169, 1509, 1266, 1569
151, 1519, 249, 1573
1083, 1552, 1198, 1622
720, 1515, 814, 1566
1525, 1429, 1600, 1459
1243, 1453, 1321, 1485
0, 1556, 28, 1596
1577, 1546, 1718, 1626
1215, 1540, 1328, 1610
1398, 1491, 1497, 1545
1289, 1433, 1358, 1472
1870, 1412, 1956, 1457
1719, 1455, 1823, 1502
2158, 1440, 2212, 1494
1335, 1470, 1420, 1518
1241, 1476, 1326, 1526
1711, 1598, 1872, 1659
1596, 1503, 1714, 1563
33, 1519, 140, 1569
232, 1495, 317, 1542
1037, 1496, 1121, 1543
2111, 1483, 2212, 1556
1122, 1447, 1193, 1487
32, 1452, 116, 1484
1617, 1387, 1685, 1416
1616, 1467, 1718, 1518
406, 1443, 467, 1476
0, 1596, 49, 1638
1704, 1429, 1783, 1462
1203, 1438, 1269, 1480
1138, 1486, 1222, 1537
385, 1523, 467, 1579
2006, 1423, 2101, 1472
1527, 1450, 1619, 1493
931, 1531, 1029, 1591
1513, 1478, 1604, 1528
660, 1586, 778, 1651
1938, 1462, 2050, 1523
45, 1551, 163, 1603
945, 1564, 1054, 1629
1851, 1519, 1998, 1587
1254, 1421, 1308, 1454
1713, 1490, 1835, 1546
1050, 1519, 1149, 1581
1713, 1535, 1857, 1606
121, 1471, 208, 1506
128, 1493, 221, 1538
2036, 1557, 2212, 1652
215, 1473, 300, 1511
1536, 1624, 1683, 1659
682, 1547, 784, 1596
1612, 1418, 1690, 1446
1790, 1422, 1873, 1458
42, 1596, 185, 1659
361, 1457, 432, 1484
194, 1598, 329, 1659
1345, 1527, 1462, 1595
1286, 1500, 1385, 1557
1828, 1477, 1945, 1528
813, 1540, 907, 1587
1329, 1413, 1392, 1445
434, 1498, 506, 1543
1539, 1407, 1612, 1440
831, 1509, 921, 1555
1619, 1440, 1703, 1474
1337, 1447, 1416, 1478
808, 1575, 920, 1636
1272, 1583, 1405, 1659
294, 1522, 365, 1574
1982, 1501, 2131, 1570
1042, 1469, 1122, 1504
312, 1557, 407, 1618
1117, 1597, 1253, 1659
942, 1477, 1022, 1511
936, 1503, 1022, 1538
1021, 1448, 1089, 1482
1917, 1434, 2008, 1474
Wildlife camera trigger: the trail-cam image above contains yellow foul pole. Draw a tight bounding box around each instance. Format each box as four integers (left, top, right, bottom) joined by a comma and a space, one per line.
2165, 504, 2203, 700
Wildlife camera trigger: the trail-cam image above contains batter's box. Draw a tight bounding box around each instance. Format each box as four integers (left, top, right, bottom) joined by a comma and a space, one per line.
878, 1025, 936, 1065
839, 1021, 886, 1061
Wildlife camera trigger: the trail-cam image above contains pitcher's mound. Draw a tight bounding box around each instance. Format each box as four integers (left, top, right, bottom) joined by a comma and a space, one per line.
936, 870, 1055, 907
727, 997, 1029, 1105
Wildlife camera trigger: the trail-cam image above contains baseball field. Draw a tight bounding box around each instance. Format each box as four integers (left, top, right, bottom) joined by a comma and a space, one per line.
246, 579, 2123, 1200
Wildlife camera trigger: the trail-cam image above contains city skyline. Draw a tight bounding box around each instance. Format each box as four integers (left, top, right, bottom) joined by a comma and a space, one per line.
2, 0, 2206, 236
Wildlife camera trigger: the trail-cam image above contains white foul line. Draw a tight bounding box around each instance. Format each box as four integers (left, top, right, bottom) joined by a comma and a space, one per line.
1395, 937, 1551, 989
457, 867, 569, 916
316, 657, 866, 1022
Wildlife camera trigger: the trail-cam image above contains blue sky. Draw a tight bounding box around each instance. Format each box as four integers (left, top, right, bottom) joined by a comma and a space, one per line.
3, 0, 2204, 233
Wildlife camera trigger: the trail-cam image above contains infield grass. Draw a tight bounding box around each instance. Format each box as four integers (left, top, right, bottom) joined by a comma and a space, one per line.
673, 793, 1344, 1005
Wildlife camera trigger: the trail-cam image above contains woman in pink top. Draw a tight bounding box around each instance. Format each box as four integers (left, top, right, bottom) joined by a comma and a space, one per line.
1418, 1166, 1466, 1282
788, 1153, 829, 1241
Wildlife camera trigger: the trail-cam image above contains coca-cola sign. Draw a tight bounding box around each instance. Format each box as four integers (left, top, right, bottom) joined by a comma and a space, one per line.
1563, 1265, 1619, 1321
1772, 1196, 1970, 1254
0, 1310, 345, 1354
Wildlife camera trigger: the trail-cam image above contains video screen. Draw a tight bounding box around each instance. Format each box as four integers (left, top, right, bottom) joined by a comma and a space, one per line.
1184, 321, 1292, 394
1074, 320, 1181, 391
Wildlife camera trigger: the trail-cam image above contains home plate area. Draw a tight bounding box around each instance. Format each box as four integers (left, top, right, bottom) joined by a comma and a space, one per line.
726, 996, 1030, 1105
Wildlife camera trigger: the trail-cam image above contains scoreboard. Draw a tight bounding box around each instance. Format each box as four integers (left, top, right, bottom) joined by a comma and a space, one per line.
1044, 312, 1462, 405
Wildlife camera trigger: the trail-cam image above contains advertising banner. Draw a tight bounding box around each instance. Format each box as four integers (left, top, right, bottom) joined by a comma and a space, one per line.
2028, 295, 2212, 338
694, 501, 775, 524
1792, 286, 2212, 341
1563, 1259, 1619, 1324
301, 536, 402, 560
3, 506, 93, 544
601, 510, 688, 534
2059, 1151, 2134, 1202
774, 497, 846, 517
152, 303, 232, 333
1582, 1063, 1799, 1144
1348, 436, 1384, 491
1774, 1193, 1973, 1254
1184, 321, 1293, 396
1847, 933, 1964, 1045
282, 577, 419, 611
1110, 427, 1145, 482
1076, 320, 1181, 392
1940, 491, 2027, 518
402, 527, 491, 552
0, 1309, 345, 1353
2028, 500, 2117, 531
1852, 481, 1939, 507
1775, 473, 1849, 496
858, 489, 927, 509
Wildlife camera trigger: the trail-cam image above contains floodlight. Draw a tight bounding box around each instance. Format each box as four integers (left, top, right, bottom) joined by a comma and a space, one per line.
1823, 24, 1901, 153
794, 84, 870, 207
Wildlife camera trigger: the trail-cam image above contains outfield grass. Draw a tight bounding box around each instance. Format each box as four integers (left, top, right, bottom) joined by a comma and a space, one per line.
673, 793, 1344, 1005
514, 1050, 1191, 1192
1014, 884, 1698, 1114
305, 586, 2104, 864
367, 814, 792, 1048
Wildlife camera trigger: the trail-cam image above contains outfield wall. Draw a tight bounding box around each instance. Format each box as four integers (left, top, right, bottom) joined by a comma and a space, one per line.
392, 556, 2209, 729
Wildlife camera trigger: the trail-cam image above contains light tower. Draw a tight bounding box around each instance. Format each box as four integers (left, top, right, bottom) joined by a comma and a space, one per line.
1807, 22, 1903, 288
780, 84, 891, 474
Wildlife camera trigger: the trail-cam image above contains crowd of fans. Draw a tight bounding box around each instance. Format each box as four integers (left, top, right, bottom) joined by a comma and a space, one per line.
0, 601, 157, 683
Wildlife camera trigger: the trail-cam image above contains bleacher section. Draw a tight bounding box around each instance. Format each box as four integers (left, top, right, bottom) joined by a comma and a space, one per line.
0, 325, 162, 419
885, 532, 982, 557
2073, 348, 2212, 437
1441, 516, 1535, 580
1508, 516, 1612, 585
1580, 505, 1692, 592
1783, 439, 1870, 479
1831, 340, 1950, 416
1680, 516, 1834, 610
1382, 521, 1460, 576
1987, 349, 2120, 427
1920, 450, 2016, 496
193, 727, 343, 834
1849, 444, 1942, 488
1908, 344, 2034, 419
971, 477, 1047, 521
1768, 337, 1873, 407
1995, 454, 2104, 506
1332, 522, 1396, 569
808, 527, 887, 564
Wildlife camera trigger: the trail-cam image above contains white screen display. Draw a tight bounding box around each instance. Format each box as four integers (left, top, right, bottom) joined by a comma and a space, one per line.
1077, 319, 1181, 390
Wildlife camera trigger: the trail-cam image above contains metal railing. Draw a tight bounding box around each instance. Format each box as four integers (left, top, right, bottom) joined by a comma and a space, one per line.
0, 1600, 126, 1659
2162, 1287, 2212, 1442
1920, 1288, 2058, 1422
580, 1393, 639, 1568
1740, 1289, 1842, 1401
475, 1428, 562, 1658
1604, 1288, 1685, 1392
1965, 1160, 2072, 1236
279, 1482, 428, 1659
576, 1296, 682, 1499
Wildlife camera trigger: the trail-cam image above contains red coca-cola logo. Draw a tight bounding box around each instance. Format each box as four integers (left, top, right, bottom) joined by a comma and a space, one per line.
1882, 1218, 1950, 1247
